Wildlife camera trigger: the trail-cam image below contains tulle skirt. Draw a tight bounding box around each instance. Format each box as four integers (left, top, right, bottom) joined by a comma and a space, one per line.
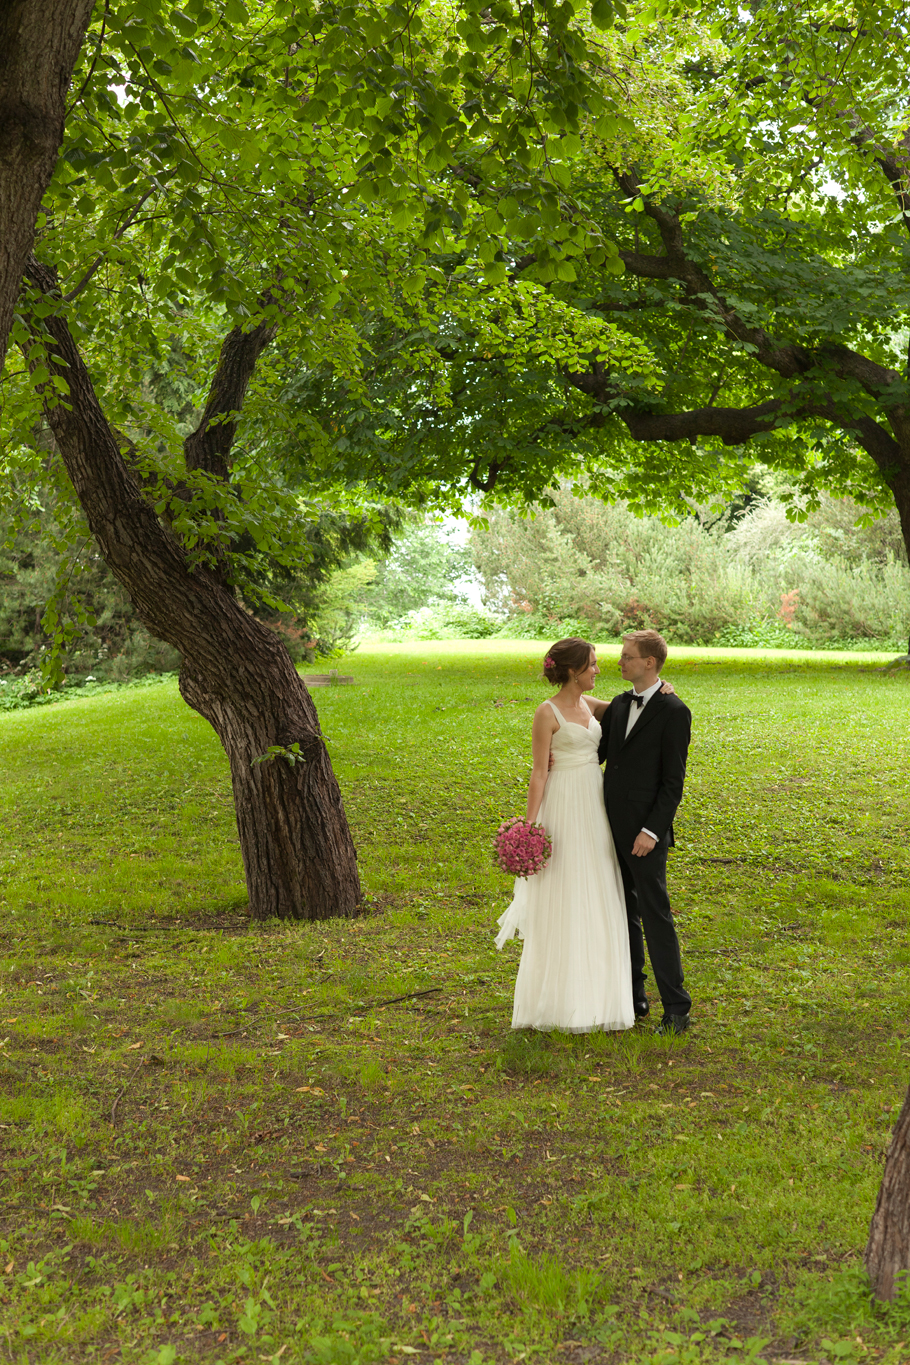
496, 763, 634, 1033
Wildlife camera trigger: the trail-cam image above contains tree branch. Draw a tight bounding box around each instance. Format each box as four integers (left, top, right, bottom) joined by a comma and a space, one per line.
64, 0, 109, 117
63, 187, 156, 302
804, 92, 910, 242
22, 254, 188, 594
871, 138, 910, 242
613, 170, 901, 400
468, 456, 509, 492
184, 311, 279, 482
21, 254, 291, 670
610, 392, 902, 476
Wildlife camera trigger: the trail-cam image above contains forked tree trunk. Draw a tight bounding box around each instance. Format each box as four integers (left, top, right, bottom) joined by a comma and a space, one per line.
25, 257, 361, 921
866, 1084, 910, 1300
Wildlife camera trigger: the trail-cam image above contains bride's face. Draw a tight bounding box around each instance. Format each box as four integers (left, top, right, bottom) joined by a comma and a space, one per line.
573, 650, 599, 691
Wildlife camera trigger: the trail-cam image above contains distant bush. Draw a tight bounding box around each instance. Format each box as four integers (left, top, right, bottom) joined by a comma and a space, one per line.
0, 506, 184, 685
0, 670, 178, 713
491, 611, 601, 642
470, 489, 910, 651
712, 619, 801, 649
281, 518, 486, 651
784, 556, 908, 647
302, 558, 381, 659
382, 603, 500, 640
0, 674, 56, 712
471, 492, 774, 643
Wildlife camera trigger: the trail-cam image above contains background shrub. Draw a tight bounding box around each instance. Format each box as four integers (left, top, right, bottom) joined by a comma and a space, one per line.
470, 487, 909, 650
4, 485, 907, 666
380, 603, 500, 640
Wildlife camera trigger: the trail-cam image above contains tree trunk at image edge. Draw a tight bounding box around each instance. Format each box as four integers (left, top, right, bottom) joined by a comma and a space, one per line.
0, 0, 94, 372
866, 1085, 910, 1300
25, 257, 361, 922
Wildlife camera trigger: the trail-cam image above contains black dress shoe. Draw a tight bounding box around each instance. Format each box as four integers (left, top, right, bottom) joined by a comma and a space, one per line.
656, 1013, 690, 1036
633, 999, 650, 1019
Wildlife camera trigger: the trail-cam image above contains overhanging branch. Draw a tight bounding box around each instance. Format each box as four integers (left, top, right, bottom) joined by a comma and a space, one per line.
621, 400, 783, 445
609, 392, 901, 476
612, 170, 901, 401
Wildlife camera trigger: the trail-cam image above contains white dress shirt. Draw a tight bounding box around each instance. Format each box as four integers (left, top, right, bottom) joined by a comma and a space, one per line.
624, 678, 663, 841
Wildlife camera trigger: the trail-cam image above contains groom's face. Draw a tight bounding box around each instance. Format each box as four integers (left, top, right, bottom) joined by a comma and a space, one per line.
619, 643, 654, 688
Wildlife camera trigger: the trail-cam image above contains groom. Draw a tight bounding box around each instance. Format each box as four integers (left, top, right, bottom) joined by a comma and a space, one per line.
598, 630, 692, 1035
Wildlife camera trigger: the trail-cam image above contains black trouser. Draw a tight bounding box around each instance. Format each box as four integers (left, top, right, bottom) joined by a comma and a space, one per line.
614, 834, 691, 1017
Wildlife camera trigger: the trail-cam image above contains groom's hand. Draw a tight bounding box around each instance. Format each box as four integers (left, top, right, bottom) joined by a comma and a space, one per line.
631, 832, 656, 857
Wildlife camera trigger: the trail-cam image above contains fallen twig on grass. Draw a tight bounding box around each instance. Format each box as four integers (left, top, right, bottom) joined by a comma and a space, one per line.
111, 1060, 145, 1124
355, 986, 443, 1010
248, 1125, 287, 1144
207, 987, 444, 1036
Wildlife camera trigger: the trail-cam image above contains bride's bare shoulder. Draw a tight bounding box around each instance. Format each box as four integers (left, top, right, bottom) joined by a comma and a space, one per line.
533, 700, 559, 728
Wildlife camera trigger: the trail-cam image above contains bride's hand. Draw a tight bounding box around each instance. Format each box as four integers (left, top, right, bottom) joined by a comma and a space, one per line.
659, 681, 677, 696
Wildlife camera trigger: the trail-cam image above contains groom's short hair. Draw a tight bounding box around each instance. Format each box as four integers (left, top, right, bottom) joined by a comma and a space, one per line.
623, 629, 668, 671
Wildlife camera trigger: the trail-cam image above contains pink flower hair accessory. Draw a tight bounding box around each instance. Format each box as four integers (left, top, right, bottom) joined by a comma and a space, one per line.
493, 817, 552, 879
544, 655, 555, 668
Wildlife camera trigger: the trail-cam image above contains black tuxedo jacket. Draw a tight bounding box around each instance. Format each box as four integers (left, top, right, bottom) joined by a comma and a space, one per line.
598, 691, 691, 851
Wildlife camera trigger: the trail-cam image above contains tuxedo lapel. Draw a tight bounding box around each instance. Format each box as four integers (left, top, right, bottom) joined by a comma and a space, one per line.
610, 695, 632, 754
621, 690, 665, 747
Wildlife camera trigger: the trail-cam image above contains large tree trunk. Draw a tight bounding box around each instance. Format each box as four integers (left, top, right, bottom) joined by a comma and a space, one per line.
24, 257, 361, 921
864, 433, 910, 1290
886, 422, 910, 565
180, 651, 361, 921
0, 0, 94, 372
866, 1085, 910, 1300
885, 438, 910, 659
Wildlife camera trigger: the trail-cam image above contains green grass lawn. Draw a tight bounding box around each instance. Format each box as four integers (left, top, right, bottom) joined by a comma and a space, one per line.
1, 644, 909, 1365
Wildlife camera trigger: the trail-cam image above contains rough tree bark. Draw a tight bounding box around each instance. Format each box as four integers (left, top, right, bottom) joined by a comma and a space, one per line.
25, 256, 362, 921
866, 1087, 910, 1300
0, 0, 95, 372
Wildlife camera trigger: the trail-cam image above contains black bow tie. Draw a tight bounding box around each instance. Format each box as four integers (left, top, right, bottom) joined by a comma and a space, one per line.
624, 692, 645, 709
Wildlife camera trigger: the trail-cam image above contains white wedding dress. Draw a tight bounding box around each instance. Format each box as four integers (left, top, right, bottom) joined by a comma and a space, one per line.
495, 699, 634, 1033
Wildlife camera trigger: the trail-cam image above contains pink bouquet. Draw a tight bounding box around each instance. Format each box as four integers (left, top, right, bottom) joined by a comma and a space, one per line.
493, 817, 552, 879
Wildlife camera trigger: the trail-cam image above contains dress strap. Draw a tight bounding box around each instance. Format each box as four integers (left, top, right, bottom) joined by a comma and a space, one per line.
545, 698, 563, 728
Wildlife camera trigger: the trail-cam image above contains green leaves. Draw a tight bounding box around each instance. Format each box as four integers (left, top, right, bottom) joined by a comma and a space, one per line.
591, 0, 616, 30
16, 0, 903, 571
251, 742, 306, 768
482, 261, 509, 286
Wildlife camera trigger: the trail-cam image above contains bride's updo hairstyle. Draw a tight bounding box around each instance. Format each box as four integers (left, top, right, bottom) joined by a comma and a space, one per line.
543, 637, 593, 686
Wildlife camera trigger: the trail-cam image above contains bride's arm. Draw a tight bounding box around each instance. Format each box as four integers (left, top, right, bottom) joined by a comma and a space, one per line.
585, 680, 677, 718
527, 705, 556, 823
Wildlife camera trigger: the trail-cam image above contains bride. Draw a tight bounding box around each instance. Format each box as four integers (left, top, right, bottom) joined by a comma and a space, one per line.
495, 637, 671, 1033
